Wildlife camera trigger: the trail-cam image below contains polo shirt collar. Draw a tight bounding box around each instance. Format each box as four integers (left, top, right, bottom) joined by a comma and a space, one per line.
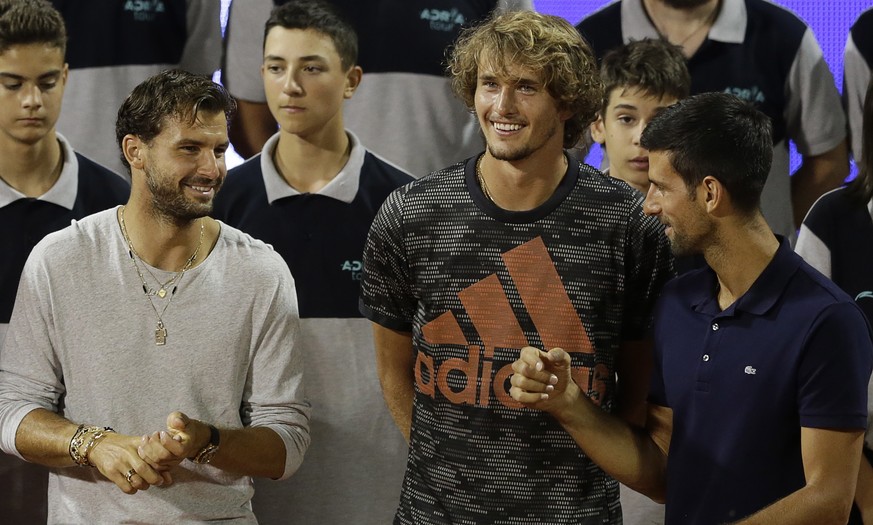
0, 133, 79, 210
690, 235, 799, 316
261, 130, 363, 204
621, 0, 746, 45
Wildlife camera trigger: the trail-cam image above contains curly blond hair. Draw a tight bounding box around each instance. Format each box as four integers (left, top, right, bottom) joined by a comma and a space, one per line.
448, 11, 602, 149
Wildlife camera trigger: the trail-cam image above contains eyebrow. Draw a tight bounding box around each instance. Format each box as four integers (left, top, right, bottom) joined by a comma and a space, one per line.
264, 54, 328, 63
0, 70, 62, 81
612, 103, 639, 111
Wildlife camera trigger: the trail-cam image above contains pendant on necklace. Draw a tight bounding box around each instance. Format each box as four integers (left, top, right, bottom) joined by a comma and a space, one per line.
155, 321, 167, 346
157, 288, 167, 298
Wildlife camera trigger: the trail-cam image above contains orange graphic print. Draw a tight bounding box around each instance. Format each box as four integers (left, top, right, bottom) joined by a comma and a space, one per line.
420, 237, 606, 408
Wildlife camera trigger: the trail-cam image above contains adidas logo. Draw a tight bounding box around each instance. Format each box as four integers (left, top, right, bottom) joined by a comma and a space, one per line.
418, 237, 607, 409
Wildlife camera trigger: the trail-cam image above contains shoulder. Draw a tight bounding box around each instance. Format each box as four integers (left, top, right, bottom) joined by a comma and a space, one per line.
361, 150, 415, 187
851, 8, 873, 64
30, 208, 117, 262
576, 1, 623, 58
214, 221, 290, 276
75, 153, 130, 201
745, 0, 808, 43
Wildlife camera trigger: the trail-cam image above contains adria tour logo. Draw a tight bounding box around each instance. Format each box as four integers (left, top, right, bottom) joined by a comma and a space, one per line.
124, 0, 165, 22
340, 260, 362, 281
418, 237, 607, 409
420, 8, 465, 32
856, 291, 873, 302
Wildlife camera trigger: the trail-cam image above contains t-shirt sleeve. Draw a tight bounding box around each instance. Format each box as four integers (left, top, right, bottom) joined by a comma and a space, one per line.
844, 32, 871, 162
795, 190, 839, 279
622, 195, 675, 341
0, 245, 66, 460
797, 301, 872, 429
360, 187, 417, 332
243, 251, 311, 480
784, 29, 847, 156
179, 0, 223, 75
223, 0, 274, 102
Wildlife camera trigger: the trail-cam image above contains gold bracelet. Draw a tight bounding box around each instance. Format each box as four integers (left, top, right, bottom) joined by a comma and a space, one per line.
69, 426, 115, 467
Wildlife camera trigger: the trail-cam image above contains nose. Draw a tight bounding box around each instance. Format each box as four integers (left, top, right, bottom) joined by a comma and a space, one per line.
282, 70, 304, 96
21, 84, 43, 109
632, 122, 644, 145
643, 184, 659, 216
198, 150, 223, 178
494, 86, 516, 115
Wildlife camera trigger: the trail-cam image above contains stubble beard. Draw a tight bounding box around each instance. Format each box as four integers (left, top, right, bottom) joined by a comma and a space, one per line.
145, 165, 218, 226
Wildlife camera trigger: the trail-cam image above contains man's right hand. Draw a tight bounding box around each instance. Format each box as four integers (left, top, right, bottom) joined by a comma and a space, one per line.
88, 433, 171, 494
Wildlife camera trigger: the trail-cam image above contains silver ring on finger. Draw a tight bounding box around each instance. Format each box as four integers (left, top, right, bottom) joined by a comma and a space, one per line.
125, 468, 136, 484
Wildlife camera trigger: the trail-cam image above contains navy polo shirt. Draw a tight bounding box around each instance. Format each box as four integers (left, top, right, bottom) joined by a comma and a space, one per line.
0, 137, 128, 333
212, 131, 413, 319
650, 238, 872, 524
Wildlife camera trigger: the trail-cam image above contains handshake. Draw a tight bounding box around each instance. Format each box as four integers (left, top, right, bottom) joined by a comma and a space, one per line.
69, 411, 217, 494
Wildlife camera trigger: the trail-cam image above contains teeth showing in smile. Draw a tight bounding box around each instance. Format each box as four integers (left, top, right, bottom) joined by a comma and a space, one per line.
494, 122, 522, 132
190, 185, 212, 193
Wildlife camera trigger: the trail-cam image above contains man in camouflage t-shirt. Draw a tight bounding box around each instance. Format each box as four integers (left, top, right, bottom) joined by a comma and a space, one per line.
360, 11, 673, 525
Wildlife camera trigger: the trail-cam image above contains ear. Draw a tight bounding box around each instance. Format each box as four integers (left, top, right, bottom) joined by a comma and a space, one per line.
590, 113, 606, 145
700, 175, 726, 215
122, 134, 146, 171
344, 65, 363, 99
61, 63, 69, 86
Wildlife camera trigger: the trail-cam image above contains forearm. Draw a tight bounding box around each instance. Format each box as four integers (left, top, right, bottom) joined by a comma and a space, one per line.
15, 408, 80, 467
553, 384, 668, 501
732, 484, 853, 525
373, 325, 416, 443
208, 426, 287, 479
790, 141, 849, 227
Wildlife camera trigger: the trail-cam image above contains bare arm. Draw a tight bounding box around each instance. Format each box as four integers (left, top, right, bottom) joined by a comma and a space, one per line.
15, 408, 167, 493
510, 347, 670, 502
141, 412, 287, 480
372, 323, 415, 443
733, 427, 863, 524
791, 140, 849, 228
228, 99, 276, 159
855, 450, 873, 524
614, 339, 654, 427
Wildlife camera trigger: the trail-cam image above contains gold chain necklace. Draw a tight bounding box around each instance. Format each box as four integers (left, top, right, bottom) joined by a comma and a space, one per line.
118, 206, 204, 346
647, 0, 720, 48
476, 155, 495, 203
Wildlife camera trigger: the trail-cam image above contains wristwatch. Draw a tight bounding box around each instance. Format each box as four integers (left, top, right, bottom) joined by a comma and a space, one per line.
193, 424, 220, 464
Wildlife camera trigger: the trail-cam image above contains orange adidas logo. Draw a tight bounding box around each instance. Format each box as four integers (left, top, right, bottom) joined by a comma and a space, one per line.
418, 237, 608, 409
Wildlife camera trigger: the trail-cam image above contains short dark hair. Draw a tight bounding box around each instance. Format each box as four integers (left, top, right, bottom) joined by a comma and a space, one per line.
599, 38, 690, 111
115, 69, 236, 173
263, 0, 357, 70
641, 92, 773, 214
849, 80, 873, 204
448, 11, 602, 149
0, 0, 66, 55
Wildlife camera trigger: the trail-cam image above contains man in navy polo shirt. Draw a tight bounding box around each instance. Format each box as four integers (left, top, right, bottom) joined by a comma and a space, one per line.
577, 0, 848, 243
212, 2, 413, 523
510, 92, 872, 525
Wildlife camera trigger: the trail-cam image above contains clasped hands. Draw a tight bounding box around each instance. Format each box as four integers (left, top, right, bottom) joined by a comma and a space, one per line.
509, 346, 581, 415
87, 411, 209, 494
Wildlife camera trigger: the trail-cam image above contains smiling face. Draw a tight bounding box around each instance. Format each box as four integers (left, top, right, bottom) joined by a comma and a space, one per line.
592, 87, 677, 193
0, 43, 67, 147
133, 111, 229, 223
644, 150, 712, 256
261, 27, 360, 140
474, 59, 570, 163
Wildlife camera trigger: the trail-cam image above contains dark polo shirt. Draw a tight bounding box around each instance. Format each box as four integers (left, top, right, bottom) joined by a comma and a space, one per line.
650, 237, 872, 524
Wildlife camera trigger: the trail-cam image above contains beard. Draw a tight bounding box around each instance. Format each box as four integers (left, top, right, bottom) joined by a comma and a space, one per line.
484, 121, 559, 162
661, 0, 715, 8
145, 165, 222, 225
